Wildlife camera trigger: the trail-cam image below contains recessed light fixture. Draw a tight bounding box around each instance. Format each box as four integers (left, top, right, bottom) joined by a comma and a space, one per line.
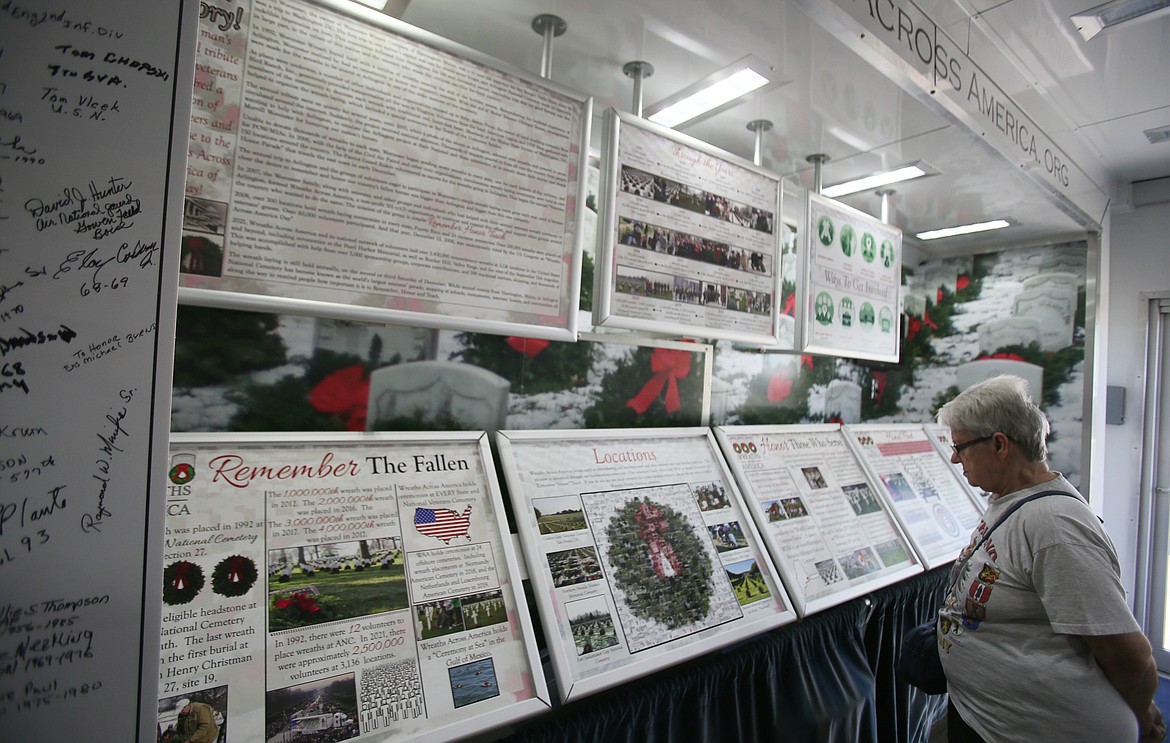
915, 219, 1011, 241
1144, 124, 1170, 144
1071, 0, 1170, 41
645, 55, 781, 129
820, 161, 937, 198
352, 0, 410, 17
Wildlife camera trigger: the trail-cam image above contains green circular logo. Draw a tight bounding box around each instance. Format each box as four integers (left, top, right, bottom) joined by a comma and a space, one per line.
880, 239, 896, 268
860, 302, 875, 327
815, 292, 834, 325
861, 232, 876, 262
879, 306, 894, 332
840, 224, 856, 257
817, 216, 835, 247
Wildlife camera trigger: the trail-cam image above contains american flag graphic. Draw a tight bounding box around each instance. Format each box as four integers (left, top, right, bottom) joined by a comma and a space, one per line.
413, 505, 473, 543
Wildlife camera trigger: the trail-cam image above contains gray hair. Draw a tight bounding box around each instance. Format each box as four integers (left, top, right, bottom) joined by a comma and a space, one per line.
936, 375, 1048, 462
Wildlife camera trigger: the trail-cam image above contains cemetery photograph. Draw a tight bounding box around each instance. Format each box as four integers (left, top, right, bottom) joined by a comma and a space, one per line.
267, 539, 407, 632
533, 495, 587, 535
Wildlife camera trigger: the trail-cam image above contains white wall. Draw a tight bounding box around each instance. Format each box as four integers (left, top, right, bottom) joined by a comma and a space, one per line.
1101, 200, 1170, 602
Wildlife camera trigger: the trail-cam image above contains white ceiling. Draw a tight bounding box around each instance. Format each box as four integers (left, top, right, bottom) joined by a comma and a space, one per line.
394, 0, 1170, 260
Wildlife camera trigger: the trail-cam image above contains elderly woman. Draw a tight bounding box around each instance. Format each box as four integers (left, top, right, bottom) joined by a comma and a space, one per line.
935, 375, 1164, 743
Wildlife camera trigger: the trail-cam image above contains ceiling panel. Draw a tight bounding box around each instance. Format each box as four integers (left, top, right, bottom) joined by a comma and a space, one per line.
397, 0, 1169, 259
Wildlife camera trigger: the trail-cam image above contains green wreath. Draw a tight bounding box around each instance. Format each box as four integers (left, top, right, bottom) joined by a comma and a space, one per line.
163, 560, 205, 605
605, 498, 712, 629
212, 555, 258, 597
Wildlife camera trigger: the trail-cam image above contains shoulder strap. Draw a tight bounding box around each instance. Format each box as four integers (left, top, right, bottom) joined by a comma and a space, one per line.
951, 489, 1078, 580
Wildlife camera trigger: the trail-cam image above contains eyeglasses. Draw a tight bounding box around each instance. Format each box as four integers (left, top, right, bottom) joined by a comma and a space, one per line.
951, 435, 994, 457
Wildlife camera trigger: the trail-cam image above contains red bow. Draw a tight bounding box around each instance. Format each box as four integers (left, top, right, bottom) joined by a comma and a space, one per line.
801, 355, 815, 371
275, 592, 320, 613
907, 317, 922, 342
782, 292, 796, 317
767, 370, 793, 403
309, 364, 370, 431
957, 275, 969, 291
505, 336, 550, 358
627, 349, 692, 414
937, 288, 944, 304
871, 371, 887, 403
227, 555, 247, 584
979, 352, 1025, 361
923, 308, 939, 330
173, 562, 193, 590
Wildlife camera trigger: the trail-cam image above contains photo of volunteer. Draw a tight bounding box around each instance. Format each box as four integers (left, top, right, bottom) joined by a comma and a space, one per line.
935, 375, 1165, 743
619, 165, 774, 234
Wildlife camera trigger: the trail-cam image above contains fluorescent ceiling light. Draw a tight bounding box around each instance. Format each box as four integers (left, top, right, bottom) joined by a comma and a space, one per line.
1072, 0, 1170, 41
645, 56, 778, 129
915, 219, 1011, 241
821, 162, 935, 198
352, 0, 410, 17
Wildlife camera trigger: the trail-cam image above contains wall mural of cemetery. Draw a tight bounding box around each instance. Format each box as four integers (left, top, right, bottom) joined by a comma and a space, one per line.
171, 240, 1087, 486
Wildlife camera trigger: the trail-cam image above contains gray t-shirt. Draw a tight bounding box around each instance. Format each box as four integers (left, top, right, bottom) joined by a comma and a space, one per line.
937, 475, 1140, 742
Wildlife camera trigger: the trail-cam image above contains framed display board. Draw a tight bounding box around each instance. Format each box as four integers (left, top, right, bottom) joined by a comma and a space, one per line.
158, 432, 548, 743
593, 108, 786, 346
0, 0, 194, 739
844, 424, 985, 569
923, 423, 989, 507
494, 428, 797, 702
713, 425, 922, 616
800, 191, 901, 362
178, 0, 592, 341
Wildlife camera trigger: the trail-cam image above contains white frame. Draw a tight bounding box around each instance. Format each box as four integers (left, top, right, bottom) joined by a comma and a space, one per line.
800, 191, 902, 362
494, 427, 797, 703
165, 431, 551, 743
178, 0, 593, 342
842, 423, 987, 569
713, 424, 922, 616
593, 108, 785, 345
923, 422, 989, 510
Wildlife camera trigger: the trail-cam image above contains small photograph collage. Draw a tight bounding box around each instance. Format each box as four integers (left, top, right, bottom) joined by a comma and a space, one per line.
616, 218, 773, 316
619, 165, 775, 235
180, 196, 228, 277
532, 478, 771, 660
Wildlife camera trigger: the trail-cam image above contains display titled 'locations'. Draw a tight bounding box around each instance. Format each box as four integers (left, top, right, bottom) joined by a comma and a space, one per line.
495, 428, 796, 702
158, 433, 547, 743
714, 425, 921, 616
179, 0, 591, 339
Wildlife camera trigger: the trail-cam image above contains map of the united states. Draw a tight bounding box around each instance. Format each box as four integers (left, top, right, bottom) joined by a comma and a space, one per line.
413, 505, 473, 543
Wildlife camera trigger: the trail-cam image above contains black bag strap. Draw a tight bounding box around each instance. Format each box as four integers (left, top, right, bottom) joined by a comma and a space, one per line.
950, 488, 1079, 588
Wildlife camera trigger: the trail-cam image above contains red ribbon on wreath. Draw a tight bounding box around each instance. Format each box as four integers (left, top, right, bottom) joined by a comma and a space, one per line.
801, 355, 815, 371
505, 336, 550, 359
782, 292, 796, 317
767, 370, 794, 403
227, 555, 248, 584
309, 364, 370, 431
978, 352, 1025, 362
173, 562, 192, 591
957, 275, 970, 291
627, 348, 692, 414
275, 592, 320, 613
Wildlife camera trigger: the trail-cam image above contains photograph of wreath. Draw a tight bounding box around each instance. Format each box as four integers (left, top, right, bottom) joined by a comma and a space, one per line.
581, 484, 743, 653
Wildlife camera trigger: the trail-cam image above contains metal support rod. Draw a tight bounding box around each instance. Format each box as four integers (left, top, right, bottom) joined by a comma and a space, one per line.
876, 188, 895, 224
531, 14, 566, 80
746, 120, 773, 167
623, 61, 654, 117
806, 153, 830, 194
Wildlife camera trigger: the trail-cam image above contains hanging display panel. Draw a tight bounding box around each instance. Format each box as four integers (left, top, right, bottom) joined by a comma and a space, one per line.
800, 192, 901, 362
593, 108, 787, 346
495, 428, 796, 702
178, 0, 592, 341
844, 424, 985, 569
713, 425, 921, 616
157, 432, 548, 743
